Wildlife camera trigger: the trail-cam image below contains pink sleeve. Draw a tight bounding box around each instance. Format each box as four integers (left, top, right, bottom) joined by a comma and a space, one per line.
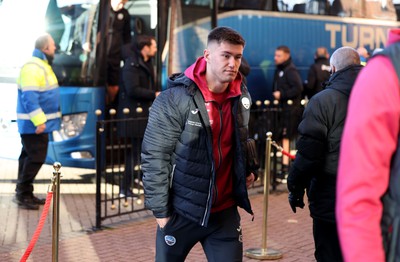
336, 57, 400, 261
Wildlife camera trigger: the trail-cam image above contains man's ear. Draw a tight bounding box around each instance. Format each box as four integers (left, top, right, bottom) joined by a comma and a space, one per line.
203, 49, 210, 62
331, 65, 336, 74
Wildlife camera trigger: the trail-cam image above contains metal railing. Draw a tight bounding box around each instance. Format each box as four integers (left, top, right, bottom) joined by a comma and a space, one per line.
94, 100, 305, 228
95, 110, 147, 229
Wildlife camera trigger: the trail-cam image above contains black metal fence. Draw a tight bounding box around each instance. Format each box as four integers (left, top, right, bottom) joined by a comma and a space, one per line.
250, 100, 304, 189
95, 102, 304, 228
95, 112, 148, 229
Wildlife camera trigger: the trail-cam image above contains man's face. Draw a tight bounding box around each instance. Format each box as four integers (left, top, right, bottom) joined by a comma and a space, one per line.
274, 50, 289, 65
146, 39, 157, 57
204, 41, 243, 84
43, 36, 56, 59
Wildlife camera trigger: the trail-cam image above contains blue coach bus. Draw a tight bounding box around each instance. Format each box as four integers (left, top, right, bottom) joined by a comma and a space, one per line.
166, 0, 400, 101
0, 0, 399, 168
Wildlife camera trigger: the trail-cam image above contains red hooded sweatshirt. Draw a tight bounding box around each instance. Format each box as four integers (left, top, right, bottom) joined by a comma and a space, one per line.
336, 29, 400, 261
185, 57, 242, 213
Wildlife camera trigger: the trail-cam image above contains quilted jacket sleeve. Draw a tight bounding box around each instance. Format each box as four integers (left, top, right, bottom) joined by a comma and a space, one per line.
141, 88, 186, 218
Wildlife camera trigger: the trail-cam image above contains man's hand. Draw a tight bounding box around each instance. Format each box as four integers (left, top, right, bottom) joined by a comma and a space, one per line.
246, 173, 255, 188
288, 191, 305, 213
156, 217, 170, 229
35, 123, 46, 134
273, 90, 281, 100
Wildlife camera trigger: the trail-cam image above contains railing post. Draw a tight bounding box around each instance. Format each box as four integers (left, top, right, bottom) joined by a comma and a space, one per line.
95, 109, 103, 229
245, 132, 283, 260
51, 162, 62, 262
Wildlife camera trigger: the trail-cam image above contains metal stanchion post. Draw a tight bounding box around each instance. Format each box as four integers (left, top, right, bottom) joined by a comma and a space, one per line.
245, 132, 283, 260
51, 162, 62, 262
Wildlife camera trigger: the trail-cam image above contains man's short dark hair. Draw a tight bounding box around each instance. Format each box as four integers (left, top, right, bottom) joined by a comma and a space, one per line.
136, 35, 155, 50
276, 45, 291, 55
207, 26, 245, 47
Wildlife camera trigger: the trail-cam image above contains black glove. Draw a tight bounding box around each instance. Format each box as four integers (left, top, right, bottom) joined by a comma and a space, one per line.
288, 190, 305, 213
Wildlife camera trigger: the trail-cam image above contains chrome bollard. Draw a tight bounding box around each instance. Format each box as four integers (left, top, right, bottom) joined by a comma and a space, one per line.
245, 132, 283, 260
51, 162, 62, 262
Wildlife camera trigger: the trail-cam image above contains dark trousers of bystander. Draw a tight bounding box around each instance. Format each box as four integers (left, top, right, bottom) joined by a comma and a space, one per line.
313, 218, 344, 262
16, 133, 48, 197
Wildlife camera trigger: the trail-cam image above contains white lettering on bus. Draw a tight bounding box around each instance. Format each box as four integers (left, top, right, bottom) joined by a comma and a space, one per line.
325, 23, 388, 50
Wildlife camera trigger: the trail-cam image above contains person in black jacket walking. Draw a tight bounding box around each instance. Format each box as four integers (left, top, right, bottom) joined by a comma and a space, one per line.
272, 45, 303, 177
287, 46, 362, 262
304, 47, 331, 99
118, 35, 159, 198
141, 26, 255, 262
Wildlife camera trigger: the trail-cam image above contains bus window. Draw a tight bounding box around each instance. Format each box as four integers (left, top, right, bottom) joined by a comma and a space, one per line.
49, 1, 99, 86
278, 0, 307, 12
337, 0, 397, 20
227, 0, 265, 10
305, 0, 328, 15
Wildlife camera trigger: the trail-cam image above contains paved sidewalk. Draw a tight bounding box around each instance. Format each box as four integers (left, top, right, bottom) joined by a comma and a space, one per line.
0, 158, 315, 262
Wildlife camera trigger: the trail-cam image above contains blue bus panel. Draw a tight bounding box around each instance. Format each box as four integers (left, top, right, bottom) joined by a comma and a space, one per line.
168, 11, 400, 101
46, 86, 105, 169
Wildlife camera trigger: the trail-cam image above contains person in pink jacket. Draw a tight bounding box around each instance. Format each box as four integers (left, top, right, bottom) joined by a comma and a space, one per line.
336, 28, 400, 261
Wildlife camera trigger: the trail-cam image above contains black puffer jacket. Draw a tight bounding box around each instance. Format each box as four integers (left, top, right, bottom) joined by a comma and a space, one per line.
141, 73, 254, 227
287, 64, 363, 222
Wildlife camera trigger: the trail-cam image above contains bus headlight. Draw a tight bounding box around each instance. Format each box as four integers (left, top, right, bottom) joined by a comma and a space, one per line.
52, 112, 88, 141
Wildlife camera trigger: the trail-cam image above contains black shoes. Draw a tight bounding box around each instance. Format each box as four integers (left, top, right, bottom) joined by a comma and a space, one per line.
32, 195, 46, 205
13, 195, 46, 210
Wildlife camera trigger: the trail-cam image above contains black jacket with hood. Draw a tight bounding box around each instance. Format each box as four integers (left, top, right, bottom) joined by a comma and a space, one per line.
287, 64, 363, 222
141, 72, 254, 227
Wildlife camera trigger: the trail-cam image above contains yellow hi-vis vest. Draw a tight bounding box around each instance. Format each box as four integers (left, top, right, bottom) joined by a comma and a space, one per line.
16, 57, 61, 134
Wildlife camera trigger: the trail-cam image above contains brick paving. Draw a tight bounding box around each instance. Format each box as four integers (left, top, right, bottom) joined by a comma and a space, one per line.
0, 158, 315, 261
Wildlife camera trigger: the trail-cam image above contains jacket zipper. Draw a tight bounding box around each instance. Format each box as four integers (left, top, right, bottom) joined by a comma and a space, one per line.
202, 163, 214, 226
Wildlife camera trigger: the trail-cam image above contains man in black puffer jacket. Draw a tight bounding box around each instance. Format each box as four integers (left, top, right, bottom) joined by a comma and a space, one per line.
141, 27, 255, 262
287, 46, 362, 262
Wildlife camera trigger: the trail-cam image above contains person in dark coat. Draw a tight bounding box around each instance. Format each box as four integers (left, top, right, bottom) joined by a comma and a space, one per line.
141, 26, 255, 261
117, 35, 159, 197
304, 47, 331, 99
118, 35, 159, 120
272, 45, 303, 175
287, 47, 362, 262
106, 0, 131, 107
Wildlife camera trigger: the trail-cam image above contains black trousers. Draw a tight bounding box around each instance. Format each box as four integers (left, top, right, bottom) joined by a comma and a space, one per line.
155, 206, 243, 262
313, 218, 343, 262
120, 137, 142, 191
16, 133, 48, 197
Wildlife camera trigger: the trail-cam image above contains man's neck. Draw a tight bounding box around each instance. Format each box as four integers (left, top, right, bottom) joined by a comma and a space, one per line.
206, 72, 229, 94
207, 81, 229, 94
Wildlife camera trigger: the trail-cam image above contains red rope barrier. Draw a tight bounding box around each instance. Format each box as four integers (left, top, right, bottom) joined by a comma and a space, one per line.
281, 149, 296, 160
271, 141, 296, 160
20, 192, 53, 262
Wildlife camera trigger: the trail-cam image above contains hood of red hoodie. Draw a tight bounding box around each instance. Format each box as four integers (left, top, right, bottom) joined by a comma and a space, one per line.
184, 57, 242, 100
387, 29, 400, 46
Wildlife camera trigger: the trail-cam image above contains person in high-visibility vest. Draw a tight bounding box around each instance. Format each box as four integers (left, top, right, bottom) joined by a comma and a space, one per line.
14, 33, 61, 210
